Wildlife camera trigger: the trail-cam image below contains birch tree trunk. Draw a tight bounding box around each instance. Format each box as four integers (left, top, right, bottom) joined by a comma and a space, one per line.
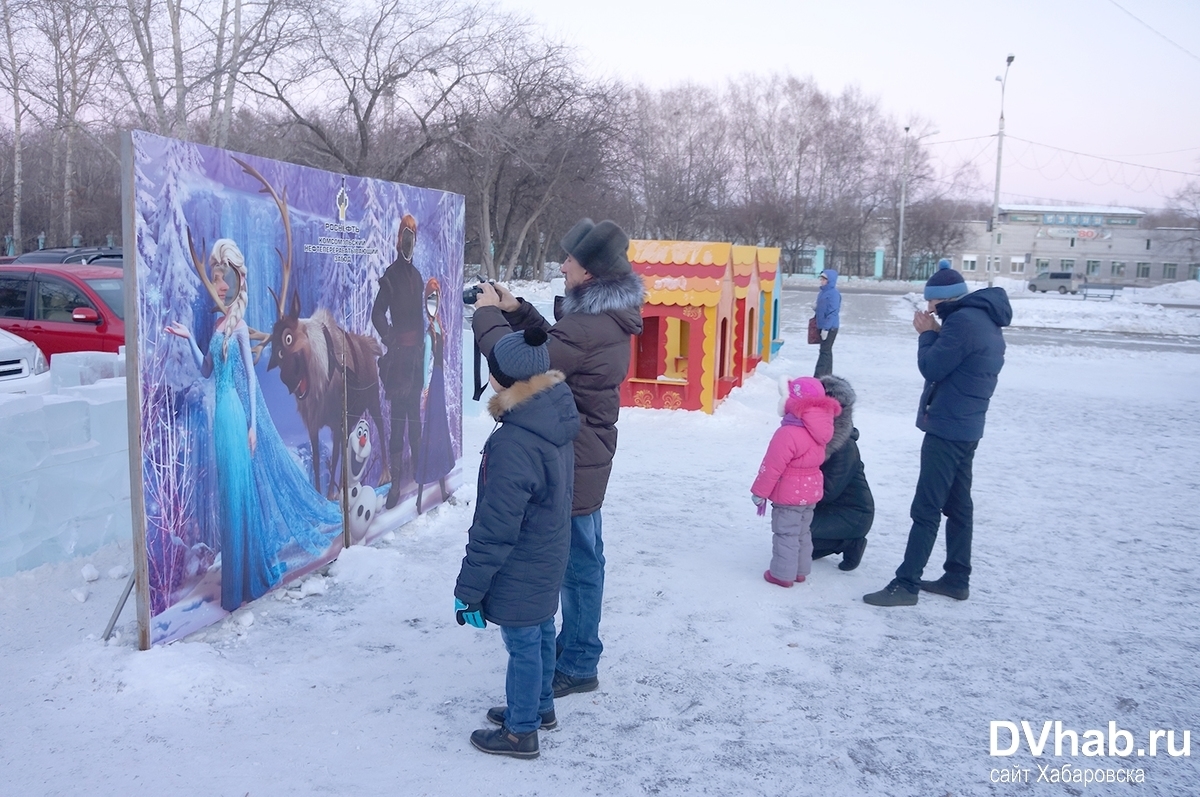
1, 0, 22, 253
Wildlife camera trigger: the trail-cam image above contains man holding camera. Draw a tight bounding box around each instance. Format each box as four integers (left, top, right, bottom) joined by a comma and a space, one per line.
471, 219, 644, 698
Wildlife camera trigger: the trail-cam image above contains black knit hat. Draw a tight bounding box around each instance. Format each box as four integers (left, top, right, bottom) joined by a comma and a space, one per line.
487, 327, 551, 388
560, 218, 631, 279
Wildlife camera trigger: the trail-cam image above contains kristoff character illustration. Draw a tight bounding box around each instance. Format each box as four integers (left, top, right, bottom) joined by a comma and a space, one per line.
372, 214, 425, 509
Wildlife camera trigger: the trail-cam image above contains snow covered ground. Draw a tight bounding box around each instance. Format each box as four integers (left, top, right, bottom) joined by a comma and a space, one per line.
2, 289, 1198, 796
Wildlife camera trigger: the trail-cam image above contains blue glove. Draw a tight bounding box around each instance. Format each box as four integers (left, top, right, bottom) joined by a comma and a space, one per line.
455, 598, 486, 628
751, 495, 766, 507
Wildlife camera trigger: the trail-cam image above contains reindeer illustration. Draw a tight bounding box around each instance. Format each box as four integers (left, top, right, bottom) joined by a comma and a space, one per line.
189, 158, 390, 498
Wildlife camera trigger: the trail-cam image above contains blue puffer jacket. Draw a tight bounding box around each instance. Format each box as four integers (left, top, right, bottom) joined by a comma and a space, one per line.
916, 288, 1011, 442
816, 269, 841, 330
455, 371, 580, 626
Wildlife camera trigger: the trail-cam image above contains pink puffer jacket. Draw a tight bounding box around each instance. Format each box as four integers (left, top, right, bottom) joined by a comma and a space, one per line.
751, 393, 842, 506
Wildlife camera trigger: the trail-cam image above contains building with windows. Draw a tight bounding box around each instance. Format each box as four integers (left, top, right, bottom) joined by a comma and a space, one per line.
955, 205, 1199, 286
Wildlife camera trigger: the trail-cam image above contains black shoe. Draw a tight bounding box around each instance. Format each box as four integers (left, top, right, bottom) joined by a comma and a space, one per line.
919, 577, 969, 601
486, 705, 557, 731
838, 538, 867, 571
863, 580, 919, 606
551, 671, 599, 698
469, 726, 539, 759
384, 483, 400, 510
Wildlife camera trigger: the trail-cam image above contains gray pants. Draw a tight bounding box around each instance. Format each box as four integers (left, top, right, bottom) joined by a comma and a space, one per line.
769, 504, 815, 582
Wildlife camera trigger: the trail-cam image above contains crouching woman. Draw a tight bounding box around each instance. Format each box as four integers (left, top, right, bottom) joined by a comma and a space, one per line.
811, 375, 874, 571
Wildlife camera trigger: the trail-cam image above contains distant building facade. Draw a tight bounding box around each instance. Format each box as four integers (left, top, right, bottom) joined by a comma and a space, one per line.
954, 204, 1199, 285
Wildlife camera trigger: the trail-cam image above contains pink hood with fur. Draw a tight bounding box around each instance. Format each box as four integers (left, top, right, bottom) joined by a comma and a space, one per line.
751, 392, 843, 506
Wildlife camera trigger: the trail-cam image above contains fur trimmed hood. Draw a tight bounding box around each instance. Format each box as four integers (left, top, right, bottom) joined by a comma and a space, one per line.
488, 369, 567, 418
819, 374, 857, 459
561, 271, 646, 324
487, 369, 580, 450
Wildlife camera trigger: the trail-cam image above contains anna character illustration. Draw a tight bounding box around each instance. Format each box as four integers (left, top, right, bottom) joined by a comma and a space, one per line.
167, 238, 341, 612
415, 277, 454, 512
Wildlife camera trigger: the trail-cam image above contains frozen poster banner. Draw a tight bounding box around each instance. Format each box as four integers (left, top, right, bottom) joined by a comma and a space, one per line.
120, 131, 465, 648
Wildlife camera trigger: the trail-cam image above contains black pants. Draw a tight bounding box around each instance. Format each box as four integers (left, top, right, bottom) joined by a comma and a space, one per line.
895, 433, 978, 591
814, 328, 838, 377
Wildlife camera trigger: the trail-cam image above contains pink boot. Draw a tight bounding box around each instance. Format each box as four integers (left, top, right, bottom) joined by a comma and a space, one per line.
794, 575, 807, 583
763, 570, 794, 588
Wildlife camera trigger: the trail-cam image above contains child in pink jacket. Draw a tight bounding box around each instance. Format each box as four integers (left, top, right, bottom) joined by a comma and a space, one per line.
752, 376, 842, 587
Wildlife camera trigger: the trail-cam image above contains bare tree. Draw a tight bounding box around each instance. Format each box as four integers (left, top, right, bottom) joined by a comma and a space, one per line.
0, 0, 26, 252
624, 83, 730, 240
450, 33, 622, 279
242, 0, 511, 179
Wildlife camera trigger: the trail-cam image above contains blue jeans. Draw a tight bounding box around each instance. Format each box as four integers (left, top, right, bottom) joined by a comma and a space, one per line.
556, 509, 605, 679
500, 618, 556, 734
895, 434, 978, 591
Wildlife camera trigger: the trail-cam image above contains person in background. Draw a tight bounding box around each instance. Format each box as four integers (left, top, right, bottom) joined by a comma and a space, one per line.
863, 259, 1011, 606
814, 268, 841, 377
470, 218, 644, 699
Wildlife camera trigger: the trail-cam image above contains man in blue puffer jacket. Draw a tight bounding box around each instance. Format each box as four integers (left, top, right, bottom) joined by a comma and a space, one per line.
814, 268, 841, 377
864, 259, 1011, 606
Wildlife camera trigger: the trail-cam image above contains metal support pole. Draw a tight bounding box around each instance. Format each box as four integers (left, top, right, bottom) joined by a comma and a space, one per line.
103, 573, 136, 641
987, 54, 1014, 289
898, 126, 909, 281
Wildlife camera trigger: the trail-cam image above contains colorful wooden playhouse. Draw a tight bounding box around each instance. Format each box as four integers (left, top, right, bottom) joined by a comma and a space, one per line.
621, 240, 783, 414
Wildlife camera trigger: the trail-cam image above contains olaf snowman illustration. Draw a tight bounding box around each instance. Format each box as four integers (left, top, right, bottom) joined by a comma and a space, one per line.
346, 418, 382, 542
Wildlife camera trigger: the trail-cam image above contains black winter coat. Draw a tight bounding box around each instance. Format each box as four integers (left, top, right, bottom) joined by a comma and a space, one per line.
917, 287, 1011, 442
455, 371, 580, 627
473, 271, 644, 515
811, 428, 874, 541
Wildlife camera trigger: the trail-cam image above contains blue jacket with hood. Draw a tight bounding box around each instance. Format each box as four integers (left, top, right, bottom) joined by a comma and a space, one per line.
916, 287, 1012, 442
455, 371, 580, 626
816, 269, 841, 330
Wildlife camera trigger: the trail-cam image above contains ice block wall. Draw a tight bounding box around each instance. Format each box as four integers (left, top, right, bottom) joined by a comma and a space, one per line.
0, 352, 131, 576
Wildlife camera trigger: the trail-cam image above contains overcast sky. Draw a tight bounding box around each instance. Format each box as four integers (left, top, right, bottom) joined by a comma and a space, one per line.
498, 0, 1200, 210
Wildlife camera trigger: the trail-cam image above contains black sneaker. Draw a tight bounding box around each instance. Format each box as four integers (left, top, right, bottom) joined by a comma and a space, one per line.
486, 705, 557, 731
551, 671, 599, 698
839, 538, 867, 571
469, 726, 539, 759
863, 580, 919, 606
919, 577, 969, 601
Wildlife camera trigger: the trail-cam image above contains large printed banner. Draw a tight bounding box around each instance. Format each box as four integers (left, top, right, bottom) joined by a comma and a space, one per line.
123, 131, 465, 647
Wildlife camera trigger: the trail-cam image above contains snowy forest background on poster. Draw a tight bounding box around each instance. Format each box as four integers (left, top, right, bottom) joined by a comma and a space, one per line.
130, 131, 465, 642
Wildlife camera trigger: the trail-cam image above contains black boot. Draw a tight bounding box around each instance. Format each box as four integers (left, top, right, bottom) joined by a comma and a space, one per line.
469, 726, 539, 759
839, 538, 867, 571
863, 580, 918, 606
552, 671, 599, 698
486, 705, 557, 731
919, 577, 969, 601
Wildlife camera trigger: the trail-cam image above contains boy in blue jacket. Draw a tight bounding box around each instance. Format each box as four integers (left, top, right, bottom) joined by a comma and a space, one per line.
864, 260, 1011, 606
454, 327, 580, 758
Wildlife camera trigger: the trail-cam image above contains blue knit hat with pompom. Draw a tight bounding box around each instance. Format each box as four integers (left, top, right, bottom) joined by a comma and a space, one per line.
924, 259, 968, 300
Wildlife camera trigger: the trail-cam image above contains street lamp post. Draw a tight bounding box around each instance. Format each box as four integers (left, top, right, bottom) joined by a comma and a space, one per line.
897, 126, 910, 281
987, 54, 1014, 289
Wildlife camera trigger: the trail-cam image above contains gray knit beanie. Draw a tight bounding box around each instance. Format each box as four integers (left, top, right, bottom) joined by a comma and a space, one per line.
487, 327, 551, 388
560, 218, 631, 279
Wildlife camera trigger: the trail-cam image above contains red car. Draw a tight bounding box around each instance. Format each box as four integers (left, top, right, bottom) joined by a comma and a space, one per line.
0, 263, 125, 358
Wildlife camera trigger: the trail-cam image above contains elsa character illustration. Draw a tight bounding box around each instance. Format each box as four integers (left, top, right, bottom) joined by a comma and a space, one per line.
166, 238, 341, 612
415, 277, 454, 512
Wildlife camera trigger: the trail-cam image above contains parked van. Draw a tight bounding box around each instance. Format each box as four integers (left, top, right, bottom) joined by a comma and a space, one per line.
1028, 271, 1081, 294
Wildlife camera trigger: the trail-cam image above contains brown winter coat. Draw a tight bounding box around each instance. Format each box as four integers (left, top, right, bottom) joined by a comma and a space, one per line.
473, 271, 645, 515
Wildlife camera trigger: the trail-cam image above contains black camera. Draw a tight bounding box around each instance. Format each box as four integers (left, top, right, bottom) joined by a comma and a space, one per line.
463, 277, 495, 305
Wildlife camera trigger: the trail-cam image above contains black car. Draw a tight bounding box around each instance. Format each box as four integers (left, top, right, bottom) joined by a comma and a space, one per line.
11, 247, 123, 266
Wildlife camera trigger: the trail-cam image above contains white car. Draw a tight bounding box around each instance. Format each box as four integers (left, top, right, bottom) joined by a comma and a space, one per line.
0, 327, 51, 395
